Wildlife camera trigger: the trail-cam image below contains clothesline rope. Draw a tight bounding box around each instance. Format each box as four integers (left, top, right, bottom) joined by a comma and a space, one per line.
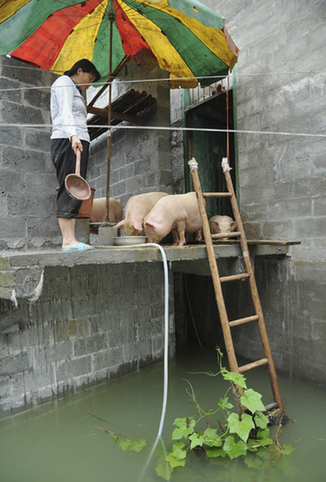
0, 70, 325, 92
1, 122, 325, 139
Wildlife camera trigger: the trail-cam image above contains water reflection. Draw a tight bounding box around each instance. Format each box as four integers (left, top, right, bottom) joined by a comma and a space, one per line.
0, 345, 325, 481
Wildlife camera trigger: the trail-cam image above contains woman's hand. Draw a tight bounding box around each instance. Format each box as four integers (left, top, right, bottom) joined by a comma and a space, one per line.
70, 135, 83, 154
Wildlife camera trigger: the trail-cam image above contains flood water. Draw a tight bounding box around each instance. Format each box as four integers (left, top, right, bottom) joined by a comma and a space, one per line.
0, 344, 325, 482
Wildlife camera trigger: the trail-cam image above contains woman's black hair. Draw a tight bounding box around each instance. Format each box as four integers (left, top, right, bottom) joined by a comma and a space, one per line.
64, 58, 101, 83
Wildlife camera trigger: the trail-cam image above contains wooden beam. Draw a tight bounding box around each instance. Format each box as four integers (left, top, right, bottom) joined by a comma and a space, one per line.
87, 105, 138, 124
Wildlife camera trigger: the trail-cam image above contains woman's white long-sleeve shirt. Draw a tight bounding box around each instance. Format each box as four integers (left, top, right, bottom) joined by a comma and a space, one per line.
50, 75, 90, 142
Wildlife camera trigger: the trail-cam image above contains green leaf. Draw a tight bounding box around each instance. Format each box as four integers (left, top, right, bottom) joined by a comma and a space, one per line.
119, 439, 133, 451
189, 432, 204, 450
119, 438, 146, 453
165, 453, 186, 469
228, 412, 255, 443
220, 368, 247, 389
173, 417, 196, 428
283, 443, 296, 456
223, 435, 235, 452
240, 388, 266, 413
156, 458, 173, 481
254, 411, 269, 429
256, 447, 271, 460
172, 426, 194, 440
223, 435, 247, 460
129, 439, 147, 452
244, 452, 263, 469
218, 396, 233, 410
246, 439, 259, 452
172, 417, 196, 440
203, 428, 222, 448
259, 437, 273, 447
206, 446, 226, 458
171, 441, 187, 459
256, 427, 270, 439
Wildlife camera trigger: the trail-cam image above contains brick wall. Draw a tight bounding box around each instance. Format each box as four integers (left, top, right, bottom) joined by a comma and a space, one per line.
0, 262, 175, 415
201, 0, 326, 260
0, 57, 60, 250
87, 63, 173, 209
170, 0, 326, 386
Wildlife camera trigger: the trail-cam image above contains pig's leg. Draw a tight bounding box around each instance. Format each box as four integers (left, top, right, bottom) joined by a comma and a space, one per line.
171, 228, 179, 246
176, 221, 187, 246
194, 228, 202, 242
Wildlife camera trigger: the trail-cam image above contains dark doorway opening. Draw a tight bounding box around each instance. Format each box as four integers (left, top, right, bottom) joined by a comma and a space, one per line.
184, 88, 236, 220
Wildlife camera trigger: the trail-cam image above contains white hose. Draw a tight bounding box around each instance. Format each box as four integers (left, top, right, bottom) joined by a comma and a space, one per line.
138, 243, 170, 481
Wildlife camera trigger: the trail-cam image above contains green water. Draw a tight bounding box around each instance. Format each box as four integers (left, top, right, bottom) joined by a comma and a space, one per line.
0, 346, 325, 482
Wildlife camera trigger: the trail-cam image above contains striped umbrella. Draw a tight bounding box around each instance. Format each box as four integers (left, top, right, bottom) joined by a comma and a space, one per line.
0, 0, 239, 87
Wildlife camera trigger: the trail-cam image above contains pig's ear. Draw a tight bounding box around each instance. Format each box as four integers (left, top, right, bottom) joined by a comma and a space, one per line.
212, 221, 219, 229
134, 219, 143, 231
145, 222, 154, 232
115, 220, 125, 228
231, 221, 237, 230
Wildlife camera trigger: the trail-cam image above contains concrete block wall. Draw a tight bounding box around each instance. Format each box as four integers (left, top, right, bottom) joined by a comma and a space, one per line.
171, 0, 326, 386
0, 57, 61, 250
0, 262, 175, 416
87, 63, 173, 209
201, 0, 326, 261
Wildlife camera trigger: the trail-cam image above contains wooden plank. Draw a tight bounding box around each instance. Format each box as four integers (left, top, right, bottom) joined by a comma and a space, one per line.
211, 231, 241, 239
238, 358, 269, 373
246, 240, 301, 246
87, 105, 138, 123
203, 192, 232, 198
209, 239, 300, 246
220, 273, 250, 283
229, 315, 259, 327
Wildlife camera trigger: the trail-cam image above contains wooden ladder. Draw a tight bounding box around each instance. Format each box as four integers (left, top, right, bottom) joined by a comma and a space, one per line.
188, 157, 283, 411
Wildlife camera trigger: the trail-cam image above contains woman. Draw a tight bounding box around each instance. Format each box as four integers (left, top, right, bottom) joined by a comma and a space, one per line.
50, 58, 101, 251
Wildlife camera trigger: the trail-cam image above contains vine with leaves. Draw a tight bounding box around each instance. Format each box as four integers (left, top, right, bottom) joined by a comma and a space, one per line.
91, 350, 294, 481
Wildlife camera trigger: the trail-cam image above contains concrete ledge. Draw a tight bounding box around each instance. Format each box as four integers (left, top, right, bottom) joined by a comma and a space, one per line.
0, 242, 291, 303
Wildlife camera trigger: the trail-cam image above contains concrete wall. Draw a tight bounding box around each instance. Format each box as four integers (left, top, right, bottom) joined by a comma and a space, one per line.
0, 57, 61, 250
171, 0, 326, 386
0, 55, 176, 416
87, 63, 173, 208
0, 261, 175, 416
1, 0, 326, 418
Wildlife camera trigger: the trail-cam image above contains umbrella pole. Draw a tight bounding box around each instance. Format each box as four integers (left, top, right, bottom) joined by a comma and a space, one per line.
105, 0, 114, 222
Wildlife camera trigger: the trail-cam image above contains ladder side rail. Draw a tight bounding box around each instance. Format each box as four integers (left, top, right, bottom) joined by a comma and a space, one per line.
222, 158, 283, 410
189, 163, 240, 375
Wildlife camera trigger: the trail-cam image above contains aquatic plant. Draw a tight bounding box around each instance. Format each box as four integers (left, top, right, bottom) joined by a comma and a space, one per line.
92, 350, 294, 481
154, 365, 294, 480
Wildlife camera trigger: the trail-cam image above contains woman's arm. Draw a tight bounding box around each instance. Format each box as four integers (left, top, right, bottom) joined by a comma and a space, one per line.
54, 77, 83, 153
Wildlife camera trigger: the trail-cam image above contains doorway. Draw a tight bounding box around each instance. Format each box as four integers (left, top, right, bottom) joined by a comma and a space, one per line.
183, 88, 237, 219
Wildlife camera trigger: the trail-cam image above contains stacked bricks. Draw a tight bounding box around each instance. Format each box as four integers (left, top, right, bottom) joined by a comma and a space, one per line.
0, 56, 60, 250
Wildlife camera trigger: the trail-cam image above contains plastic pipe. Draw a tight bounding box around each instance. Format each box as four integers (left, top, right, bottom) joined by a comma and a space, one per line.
138, 243, 169, 481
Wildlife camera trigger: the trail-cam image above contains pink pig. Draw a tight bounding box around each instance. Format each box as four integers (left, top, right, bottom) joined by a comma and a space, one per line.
115, 192, 169, 236
144, 192, 202, 246
90, 197, 123, 224
209, 215, 237, 240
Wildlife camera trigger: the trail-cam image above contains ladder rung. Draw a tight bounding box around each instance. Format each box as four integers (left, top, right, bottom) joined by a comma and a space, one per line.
229, 315, 259, 327
238, 358, 269, 373
211, 231, 241, 239
220, 273, 250, 283
203, 192, 232, 198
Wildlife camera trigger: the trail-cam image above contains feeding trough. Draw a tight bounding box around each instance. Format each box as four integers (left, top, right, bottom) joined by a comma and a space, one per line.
114, 236, 146, 246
